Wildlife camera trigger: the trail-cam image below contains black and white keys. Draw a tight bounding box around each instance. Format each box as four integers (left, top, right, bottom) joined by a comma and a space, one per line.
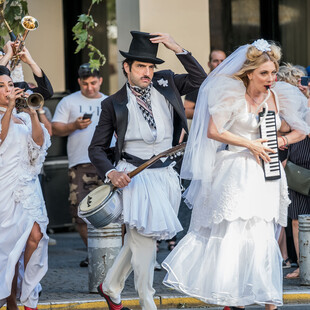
259, 110, 281, 180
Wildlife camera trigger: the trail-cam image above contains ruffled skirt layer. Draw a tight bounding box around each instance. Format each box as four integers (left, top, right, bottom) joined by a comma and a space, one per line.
163, 218, 283, 306
116, 160, 182, 240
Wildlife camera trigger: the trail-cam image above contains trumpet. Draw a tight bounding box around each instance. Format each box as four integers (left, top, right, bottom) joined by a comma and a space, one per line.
10, 16, 39, 71
15, 92, 44, 113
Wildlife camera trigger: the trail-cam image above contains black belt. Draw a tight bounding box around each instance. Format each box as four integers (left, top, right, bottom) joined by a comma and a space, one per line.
121, 152, 174, 168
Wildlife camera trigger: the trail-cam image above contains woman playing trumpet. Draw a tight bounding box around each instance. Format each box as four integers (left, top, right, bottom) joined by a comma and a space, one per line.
0, 65, 50, 310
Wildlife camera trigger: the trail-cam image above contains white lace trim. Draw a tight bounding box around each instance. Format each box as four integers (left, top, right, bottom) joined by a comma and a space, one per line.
0, 113, 50, 223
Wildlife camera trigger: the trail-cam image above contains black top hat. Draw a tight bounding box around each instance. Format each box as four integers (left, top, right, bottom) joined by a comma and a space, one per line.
120, 31, 164, 64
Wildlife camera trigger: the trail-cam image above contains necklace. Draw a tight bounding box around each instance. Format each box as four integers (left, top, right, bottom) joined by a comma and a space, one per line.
0, 106, 7, 112
246, 91, 266, 105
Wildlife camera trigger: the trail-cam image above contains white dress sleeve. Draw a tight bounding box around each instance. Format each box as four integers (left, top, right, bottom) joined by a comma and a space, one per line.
18, 113, 51, 176
207, 76, 247, 133
274, 81, 310, 134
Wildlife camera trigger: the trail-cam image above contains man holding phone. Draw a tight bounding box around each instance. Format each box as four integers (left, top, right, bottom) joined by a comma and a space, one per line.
52, 63, 108, 267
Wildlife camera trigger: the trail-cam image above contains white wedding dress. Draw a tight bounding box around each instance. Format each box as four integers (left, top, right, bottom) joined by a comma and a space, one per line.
162, 90, 290, 307
0, 112, 50, 308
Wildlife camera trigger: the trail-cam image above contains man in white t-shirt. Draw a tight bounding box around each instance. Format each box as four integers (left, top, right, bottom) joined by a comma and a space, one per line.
52, 63, 108, 267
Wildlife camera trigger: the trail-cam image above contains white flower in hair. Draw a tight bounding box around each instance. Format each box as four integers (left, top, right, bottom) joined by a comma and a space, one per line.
252, 39, 271, 52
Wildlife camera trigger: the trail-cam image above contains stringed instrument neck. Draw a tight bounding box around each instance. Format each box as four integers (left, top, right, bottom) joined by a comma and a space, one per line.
127, 142, 186, 179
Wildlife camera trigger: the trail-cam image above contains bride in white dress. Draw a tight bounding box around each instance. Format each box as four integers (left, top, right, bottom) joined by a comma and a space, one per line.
162, 40, 310, 310
0, 66, 50, 310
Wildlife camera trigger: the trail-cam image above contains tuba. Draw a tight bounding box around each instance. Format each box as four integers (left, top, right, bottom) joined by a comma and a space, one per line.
15, 92, 44, 113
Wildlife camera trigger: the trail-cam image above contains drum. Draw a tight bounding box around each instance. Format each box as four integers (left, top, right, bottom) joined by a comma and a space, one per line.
78, 184, 123, 228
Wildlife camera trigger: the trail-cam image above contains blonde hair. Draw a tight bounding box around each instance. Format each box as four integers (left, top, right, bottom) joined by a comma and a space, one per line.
277, 63, 305, 87
233, 42, 282, 87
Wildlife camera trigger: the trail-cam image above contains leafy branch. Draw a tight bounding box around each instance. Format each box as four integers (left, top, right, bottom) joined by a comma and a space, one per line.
72, 0, 106, 71
0, 0, 29, 48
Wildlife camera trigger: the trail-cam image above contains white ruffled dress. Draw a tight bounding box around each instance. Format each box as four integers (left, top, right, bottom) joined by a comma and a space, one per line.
116, 160, 182, 240
162, 86, 291, 307
0, 112, 50, 308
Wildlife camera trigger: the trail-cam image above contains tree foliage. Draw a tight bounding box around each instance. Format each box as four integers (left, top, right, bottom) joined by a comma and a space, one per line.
72, 0, 106, 71
0, 0, 29, 48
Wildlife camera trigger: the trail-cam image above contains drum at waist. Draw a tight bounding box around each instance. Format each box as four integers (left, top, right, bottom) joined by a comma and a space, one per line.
78, 184, 123, 228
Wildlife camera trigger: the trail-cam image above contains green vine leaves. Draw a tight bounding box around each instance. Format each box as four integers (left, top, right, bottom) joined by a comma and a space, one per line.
0, 0, 29, 48
72, 0, 106, 71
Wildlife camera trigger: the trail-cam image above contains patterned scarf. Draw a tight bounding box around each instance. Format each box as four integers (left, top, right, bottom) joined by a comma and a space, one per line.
127, 82, 157, 130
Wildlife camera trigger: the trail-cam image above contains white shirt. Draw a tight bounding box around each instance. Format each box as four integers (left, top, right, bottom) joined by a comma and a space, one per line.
123, 85, 173, 159
52, 91, 108, 168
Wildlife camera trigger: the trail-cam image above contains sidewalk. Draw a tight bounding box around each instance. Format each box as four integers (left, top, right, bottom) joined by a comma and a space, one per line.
18, 231, 310, 309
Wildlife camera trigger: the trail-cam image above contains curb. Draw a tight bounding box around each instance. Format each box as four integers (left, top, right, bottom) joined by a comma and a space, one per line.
6, 291, 310, 310
283, 291, 310, 303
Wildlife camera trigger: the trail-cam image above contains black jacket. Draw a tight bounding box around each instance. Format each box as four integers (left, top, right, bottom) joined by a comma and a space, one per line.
14, 70, 54, 100
89, 52, 207, 179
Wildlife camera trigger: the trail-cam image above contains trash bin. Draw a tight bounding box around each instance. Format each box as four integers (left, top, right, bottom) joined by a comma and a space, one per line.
88, 224, 122, 292
42, 158, 72, 228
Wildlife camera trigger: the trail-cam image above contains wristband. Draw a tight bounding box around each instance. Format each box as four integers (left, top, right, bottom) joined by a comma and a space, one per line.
283, 135, 289, 147
38, 110, 46, 115
280, 136, 288, 148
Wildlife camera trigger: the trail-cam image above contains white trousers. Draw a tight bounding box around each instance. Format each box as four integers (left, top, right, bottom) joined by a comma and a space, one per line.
101, 226, 157, 310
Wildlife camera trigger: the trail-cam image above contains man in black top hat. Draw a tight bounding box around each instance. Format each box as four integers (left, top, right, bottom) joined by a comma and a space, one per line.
89, 31, 206, 310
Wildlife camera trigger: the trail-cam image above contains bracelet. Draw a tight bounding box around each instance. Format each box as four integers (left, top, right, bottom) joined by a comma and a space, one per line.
37, 110, 46, 115
283, 135, 289, 147
280, 136, 288, 148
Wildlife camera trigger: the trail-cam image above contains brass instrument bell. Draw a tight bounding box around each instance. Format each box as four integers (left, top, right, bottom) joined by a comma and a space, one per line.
15, 92, 44, 113
10, 16, 39, 71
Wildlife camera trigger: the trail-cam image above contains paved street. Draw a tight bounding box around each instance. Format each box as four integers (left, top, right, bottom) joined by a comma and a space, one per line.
40, 197, 193, 302
41, 230, 185, 302
37, 228, 310, 309
163, 306, 310, 310
28, 197, 309, 309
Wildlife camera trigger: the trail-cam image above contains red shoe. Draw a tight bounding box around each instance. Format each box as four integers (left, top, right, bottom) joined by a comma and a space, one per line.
24, 307, 38, 310
97, 283, 125, 310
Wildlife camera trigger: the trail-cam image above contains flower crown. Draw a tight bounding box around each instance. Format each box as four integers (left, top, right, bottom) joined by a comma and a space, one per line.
252, 39, 271, 52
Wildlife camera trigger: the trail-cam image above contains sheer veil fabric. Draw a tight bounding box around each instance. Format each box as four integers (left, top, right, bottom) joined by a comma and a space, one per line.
181, 44, 310, 234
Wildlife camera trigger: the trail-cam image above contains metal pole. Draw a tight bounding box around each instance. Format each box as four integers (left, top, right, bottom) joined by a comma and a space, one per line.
87, 223, 122, 292
299, 214, 310, 285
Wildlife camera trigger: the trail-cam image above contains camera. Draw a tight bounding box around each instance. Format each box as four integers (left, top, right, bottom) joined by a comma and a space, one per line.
300, 76, 310, 86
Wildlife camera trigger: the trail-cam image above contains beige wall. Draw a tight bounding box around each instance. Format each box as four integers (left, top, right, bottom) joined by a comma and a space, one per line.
116, 0, 140, 88
139, 0, 210, 74
23, 0, 65, 92
116, 0, 210, 87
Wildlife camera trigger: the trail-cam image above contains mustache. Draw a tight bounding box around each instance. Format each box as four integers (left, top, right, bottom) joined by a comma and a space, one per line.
141, 76, 151, 80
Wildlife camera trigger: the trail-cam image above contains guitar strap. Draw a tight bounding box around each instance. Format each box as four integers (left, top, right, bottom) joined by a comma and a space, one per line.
121, 152, 174, 168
